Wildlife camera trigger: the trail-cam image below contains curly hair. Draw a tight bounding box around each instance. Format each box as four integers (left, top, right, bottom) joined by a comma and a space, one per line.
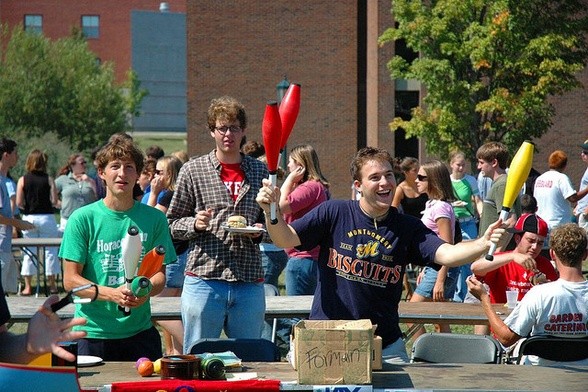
549, 223, 587, 268
207, 96, 247, 132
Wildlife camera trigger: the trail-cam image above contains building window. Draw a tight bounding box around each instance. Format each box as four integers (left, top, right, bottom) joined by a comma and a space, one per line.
24, 15, 43, 34
81, 15, 100, 39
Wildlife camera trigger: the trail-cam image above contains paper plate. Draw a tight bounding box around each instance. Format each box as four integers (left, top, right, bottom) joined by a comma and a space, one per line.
77, 355, 103, 367
221, 225, 266, 234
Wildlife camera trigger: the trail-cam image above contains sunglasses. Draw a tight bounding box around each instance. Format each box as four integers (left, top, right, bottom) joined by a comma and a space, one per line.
154, 169, 163, 175
416, 174, 428, 181
582, 151, 588, 155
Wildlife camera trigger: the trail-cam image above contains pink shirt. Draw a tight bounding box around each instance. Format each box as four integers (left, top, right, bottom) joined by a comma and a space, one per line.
420, 199, 455, 239
284, 180, 329, 259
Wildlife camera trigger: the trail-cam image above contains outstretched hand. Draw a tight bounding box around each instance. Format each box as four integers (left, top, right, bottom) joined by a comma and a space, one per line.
26, 295, 87, 362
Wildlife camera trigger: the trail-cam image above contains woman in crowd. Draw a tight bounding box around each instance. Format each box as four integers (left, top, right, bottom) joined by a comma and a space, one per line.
55, 153, 97, 231
16, 150, 61, 295
147, 155, 185, 355
392, 157, 428, 300
410, 159, 459, 338
448, 151, 481, 302
279, 144, 330, 296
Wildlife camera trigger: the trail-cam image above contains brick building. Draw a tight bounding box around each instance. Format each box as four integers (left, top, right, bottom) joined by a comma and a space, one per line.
2, 1, 587, 198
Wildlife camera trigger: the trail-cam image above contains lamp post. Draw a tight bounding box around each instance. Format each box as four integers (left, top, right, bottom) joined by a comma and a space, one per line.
276, 75, 290, 171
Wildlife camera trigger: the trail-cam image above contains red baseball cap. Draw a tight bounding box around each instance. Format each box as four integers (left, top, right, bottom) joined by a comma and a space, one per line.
507, 213, 548, 237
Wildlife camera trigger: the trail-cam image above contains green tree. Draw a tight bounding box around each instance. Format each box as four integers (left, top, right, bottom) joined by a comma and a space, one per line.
0, 26, 146, 151
379, 0, 588, 162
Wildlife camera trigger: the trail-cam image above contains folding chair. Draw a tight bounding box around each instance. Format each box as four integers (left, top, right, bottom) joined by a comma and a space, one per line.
516, 335, 588, 364
189, 338, 281, 362
411, 333, 503, 364
263, 283, 280, 343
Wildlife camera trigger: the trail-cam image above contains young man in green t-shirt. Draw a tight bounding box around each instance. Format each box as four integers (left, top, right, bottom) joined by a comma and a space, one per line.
60, 136, 176, 361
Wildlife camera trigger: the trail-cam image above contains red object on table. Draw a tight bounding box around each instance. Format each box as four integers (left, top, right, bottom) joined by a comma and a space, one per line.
109, 379, 280, 391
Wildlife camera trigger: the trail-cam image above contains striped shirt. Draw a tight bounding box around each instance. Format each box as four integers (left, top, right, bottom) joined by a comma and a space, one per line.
167, 150, 268, 281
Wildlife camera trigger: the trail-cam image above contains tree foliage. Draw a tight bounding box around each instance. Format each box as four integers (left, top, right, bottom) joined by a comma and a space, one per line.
379, 0, 588, 162
0, 26, 147, 151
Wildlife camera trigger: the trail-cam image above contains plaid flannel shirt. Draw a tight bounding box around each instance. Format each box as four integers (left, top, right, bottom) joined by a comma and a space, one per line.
167, 150, 268, 281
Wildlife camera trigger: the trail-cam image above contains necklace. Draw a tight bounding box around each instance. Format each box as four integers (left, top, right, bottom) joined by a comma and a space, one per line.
359, 203, 389, 229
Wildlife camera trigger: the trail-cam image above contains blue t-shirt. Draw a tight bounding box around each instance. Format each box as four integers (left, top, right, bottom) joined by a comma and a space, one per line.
290, 199, 444, 346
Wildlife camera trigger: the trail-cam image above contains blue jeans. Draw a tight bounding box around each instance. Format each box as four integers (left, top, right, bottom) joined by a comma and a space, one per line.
261, 249, 288, 288
453, 219, 478, 302
165, 250, 187, 289
285, 256, 317, 296
181, 276, 265, 353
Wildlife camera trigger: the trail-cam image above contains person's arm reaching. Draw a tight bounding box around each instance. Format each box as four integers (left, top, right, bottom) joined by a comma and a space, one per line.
0, 296, 87, 364
471, 251, 536, 277
434, 219, 506, 267
466, 275, 521, 346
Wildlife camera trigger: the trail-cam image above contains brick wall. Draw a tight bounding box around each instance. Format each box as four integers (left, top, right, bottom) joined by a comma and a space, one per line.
0, 0, 186, 83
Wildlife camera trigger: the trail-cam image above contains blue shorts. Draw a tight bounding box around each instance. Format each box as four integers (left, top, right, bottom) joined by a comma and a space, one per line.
165, 250, 187, 288
414, 266, 459, 299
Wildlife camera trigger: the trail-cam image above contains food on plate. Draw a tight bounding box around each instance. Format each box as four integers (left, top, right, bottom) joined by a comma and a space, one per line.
227, 215, 247, 228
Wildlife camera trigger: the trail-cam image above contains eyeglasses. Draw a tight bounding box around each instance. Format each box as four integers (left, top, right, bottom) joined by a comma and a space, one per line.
154, 169, 162, 175
416, 174, 428, 181
214, 125, 242, 135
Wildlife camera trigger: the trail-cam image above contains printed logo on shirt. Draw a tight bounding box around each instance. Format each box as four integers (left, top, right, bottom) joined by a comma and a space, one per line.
224, 180, 244, 198
534, 179, 553, 188
544, 313, 587, 334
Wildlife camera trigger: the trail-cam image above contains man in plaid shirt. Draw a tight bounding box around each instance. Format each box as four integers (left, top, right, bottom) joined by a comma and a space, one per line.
167, 96, 269, 353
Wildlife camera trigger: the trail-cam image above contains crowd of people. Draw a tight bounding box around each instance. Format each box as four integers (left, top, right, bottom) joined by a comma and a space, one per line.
0, 98, 586, 367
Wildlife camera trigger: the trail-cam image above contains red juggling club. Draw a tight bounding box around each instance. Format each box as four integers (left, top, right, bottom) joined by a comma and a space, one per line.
262, 101, 282, 224
279, 83, 301, 152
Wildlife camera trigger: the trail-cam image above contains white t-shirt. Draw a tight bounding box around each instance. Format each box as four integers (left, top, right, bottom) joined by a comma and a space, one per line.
505, 279, 588, 366
533, 170, 575, 229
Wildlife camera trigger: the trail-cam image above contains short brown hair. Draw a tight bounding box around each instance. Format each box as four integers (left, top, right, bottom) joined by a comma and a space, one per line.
476, 142, 509, 169
548, 150, 567, 170
549, 223, 586, 268
95, 138, 145, 173
350, 147, 395, 182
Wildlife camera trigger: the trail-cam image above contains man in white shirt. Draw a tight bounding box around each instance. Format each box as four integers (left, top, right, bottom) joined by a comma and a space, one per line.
468, 223, 588, 366
574, 139, 588, 230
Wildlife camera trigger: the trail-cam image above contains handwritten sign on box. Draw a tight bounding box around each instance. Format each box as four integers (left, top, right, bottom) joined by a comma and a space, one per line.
293, 319, 373, 385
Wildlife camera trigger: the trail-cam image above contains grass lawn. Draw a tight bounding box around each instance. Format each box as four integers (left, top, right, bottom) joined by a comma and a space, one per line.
130, 132, 187, 157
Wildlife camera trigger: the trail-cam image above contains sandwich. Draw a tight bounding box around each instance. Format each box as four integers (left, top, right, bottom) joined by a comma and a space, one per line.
227, 215, 247, 228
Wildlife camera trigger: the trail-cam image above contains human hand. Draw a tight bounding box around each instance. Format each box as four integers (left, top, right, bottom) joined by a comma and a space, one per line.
466, 275, 488, 300
256, 178, 280, 214
26, 295, 87, 361
288, 165, 305, 184
512, 253, 537, 271
17, 220, 35, 231
150, 175, 164, 194
194, 208, 213, 231
432, 281, 445, 302
482, 219, 507, 250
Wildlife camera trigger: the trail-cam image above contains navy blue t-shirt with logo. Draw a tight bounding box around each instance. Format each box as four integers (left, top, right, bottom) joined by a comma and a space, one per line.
291, 199, 444, 347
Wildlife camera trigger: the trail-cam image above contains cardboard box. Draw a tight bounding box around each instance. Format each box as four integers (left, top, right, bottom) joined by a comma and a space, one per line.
293, 319, 373, 385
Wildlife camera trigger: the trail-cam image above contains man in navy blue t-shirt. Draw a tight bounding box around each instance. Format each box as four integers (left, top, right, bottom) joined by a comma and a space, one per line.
257, 147, 506, 364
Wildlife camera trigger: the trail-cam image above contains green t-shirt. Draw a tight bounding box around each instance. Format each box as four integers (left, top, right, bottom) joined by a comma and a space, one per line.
59, 200, 177, 339
451, 178, 475, 219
